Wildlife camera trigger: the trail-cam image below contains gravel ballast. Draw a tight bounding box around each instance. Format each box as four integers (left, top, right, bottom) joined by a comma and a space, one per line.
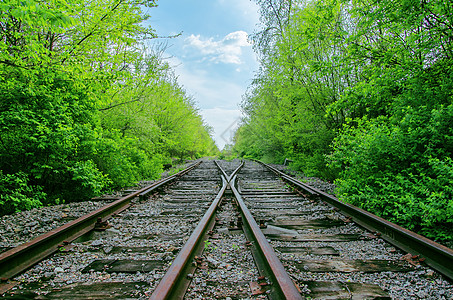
2, 159, 452, 299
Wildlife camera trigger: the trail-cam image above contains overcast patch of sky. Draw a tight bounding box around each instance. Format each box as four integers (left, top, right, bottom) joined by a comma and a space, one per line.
147, 0, 260, 149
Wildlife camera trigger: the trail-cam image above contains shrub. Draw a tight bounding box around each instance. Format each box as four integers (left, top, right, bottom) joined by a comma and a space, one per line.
329, 105, 453, 242
0, 171, 46, 216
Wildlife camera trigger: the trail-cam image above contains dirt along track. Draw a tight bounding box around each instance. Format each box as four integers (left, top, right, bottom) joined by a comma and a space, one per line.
1, 159, 452, 299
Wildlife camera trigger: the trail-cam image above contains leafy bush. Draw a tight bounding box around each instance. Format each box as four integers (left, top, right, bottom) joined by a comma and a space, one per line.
329, 105, 453, 241
234, 0, 453, 243
65, 160, 112, 201
0, 172, 46, 216
82, 129, 164, 190
0, 0, 218, 216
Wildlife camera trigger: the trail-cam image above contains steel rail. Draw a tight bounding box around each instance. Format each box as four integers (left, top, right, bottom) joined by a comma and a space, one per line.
213, 160, 244, 183
0, 161, 202, 281
255, 159, 453, 281
215, 160, 232, 181
139, 162, 201, 199
150, 175, 228, 299
150, 161, 243, 299
257, 161, 318, 196
230, 175, 303, 300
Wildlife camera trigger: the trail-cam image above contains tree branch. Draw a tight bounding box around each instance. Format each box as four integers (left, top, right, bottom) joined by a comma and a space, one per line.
99, 98, 142, 111
61, 0, 126, 64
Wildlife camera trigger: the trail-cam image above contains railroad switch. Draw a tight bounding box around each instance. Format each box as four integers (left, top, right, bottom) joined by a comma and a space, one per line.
94, 217, 111, 231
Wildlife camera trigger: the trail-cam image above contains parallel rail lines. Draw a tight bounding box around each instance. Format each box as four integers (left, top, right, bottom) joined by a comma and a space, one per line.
150, 161, 244, 299
1, 159, 452, 299
0, 161, 201, 281
230, 174, 302, 300
149, 175, 228, 299
256, 159, 453, 282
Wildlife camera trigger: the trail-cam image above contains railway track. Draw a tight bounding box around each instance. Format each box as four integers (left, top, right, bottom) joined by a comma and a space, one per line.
1, 159, 452, 299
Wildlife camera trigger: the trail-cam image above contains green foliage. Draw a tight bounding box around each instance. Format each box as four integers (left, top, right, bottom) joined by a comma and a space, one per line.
240, 0, 453, 242
84, 129, 164, 189
326, 0, 453, 242
329, 105, 453, 240
67, 160, 112, 200
0, 171, 46, 215
0, 67, 107, 205
234, 0, 345, 179
0, 0, 217, 216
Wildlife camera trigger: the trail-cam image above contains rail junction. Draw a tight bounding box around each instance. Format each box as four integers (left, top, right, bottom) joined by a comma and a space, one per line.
1, 159, 452, 299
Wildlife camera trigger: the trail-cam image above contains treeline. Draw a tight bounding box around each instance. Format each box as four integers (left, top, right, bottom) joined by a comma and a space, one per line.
234, 0, 452, 242
0, 0, 218, 215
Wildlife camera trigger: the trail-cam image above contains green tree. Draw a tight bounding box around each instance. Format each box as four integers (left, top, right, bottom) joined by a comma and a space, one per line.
236, 0, 453, 242
328, 0, 453, 242
0, 0, 217, 215
235, 0, 348, 178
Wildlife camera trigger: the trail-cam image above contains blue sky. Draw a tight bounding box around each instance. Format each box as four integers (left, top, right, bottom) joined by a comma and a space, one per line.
147, 0, 260, 149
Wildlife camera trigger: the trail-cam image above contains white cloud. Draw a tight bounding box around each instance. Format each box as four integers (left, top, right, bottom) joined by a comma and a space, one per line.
185, 31, 251, 65
200, 108, 242, 149
166, 56, 246, 110
162, 56, 246, 149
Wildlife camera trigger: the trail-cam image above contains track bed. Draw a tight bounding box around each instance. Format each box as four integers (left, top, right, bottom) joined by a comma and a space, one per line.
1, 159, 452, 299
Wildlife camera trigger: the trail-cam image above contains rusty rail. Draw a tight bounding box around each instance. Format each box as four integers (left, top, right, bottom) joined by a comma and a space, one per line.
230, 174, 303, 300
151, 161, 244, 299
213, 160, 243, 183
0, 161, 202, 281
215, 160, 232, 181
150, 175, 228, 299
256, 159, 453, 282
